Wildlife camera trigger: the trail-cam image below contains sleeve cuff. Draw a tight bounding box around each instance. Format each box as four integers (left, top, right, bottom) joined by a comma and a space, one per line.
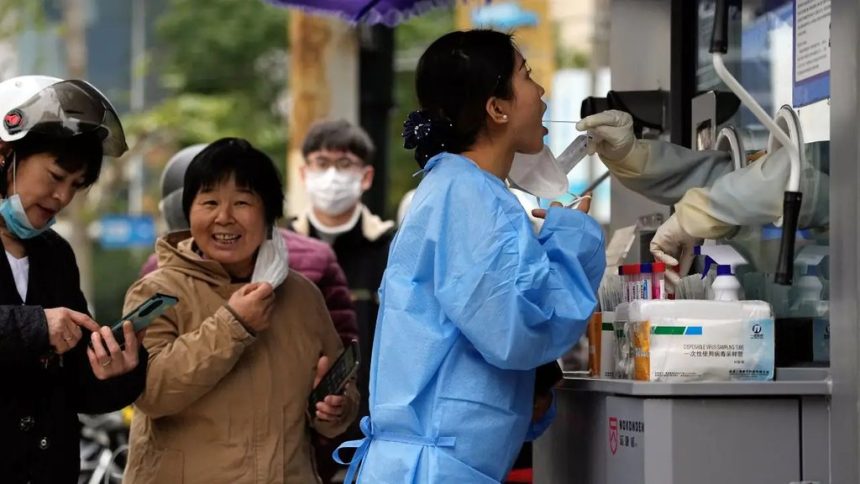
220, 305, 256, 343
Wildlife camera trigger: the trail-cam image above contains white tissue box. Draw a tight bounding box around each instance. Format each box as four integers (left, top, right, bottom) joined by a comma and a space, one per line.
628, 300, 774, 382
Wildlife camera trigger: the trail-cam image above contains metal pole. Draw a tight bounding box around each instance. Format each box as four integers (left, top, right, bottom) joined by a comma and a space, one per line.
829, 0, 860, 480
588, 0, 611, 188
130, 0, 145, 112
129, 0, 145, 215
358, 24, 393, 217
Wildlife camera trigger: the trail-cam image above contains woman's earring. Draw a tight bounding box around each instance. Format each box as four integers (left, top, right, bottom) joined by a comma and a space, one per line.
502, 115, 508, 121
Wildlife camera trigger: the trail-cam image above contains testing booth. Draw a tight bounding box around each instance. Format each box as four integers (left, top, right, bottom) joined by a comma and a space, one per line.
533, 1, 860, 483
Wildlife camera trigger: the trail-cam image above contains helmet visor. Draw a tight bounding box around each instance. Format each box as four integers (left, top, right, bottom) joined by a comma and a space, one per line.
3, 80, 128, 157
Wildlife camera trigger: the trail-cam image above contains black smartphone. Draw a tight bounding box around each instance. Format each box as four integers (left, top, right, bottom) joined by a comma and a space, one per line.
308, 340, 360, 415
110, 293, 179, 347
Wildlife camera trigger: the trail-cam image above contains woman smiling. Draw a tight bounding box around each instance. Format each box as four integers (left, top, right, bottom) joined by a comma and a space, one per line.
123, 138, 358, 484
0, 75, 145, 483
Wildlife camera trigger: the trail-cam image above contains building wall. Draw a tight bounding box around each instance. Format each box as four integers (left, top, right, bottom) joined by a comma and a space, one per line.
608, 0, 671, 233
14, 0, 168, 113
550, 0, 596, 53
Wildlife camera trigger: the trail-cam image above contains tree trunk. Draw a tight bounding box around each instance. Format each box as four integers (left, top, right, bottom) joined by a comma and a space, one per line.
286, 12, 358, 217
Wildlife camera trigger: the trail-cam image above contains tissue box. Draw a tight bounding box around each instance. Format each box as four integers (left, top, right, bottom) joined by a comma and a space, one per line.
628, 300, 774, 382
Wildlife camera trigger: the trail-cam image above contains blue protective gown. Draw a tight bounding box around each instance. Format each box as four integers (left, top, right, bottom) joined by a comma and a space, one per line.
337, 152, 606, 483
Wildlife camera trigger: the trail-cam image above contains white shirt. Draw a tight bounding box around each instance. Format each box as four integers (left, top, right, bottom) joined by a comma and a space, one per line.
5, 250, 29, 302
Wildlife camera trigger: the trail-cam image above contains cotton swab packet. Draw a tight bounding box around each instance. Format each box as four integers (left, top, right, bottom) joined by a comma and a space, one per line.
556, 134, 591, 173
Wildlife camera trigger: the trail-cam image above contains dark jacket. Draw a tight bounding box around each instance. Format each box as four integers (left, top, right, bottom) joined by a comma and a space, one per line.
0, 230, 147, 484
291, 206, 395, 419
292, 206, 394, 483
139, 228, 358, 346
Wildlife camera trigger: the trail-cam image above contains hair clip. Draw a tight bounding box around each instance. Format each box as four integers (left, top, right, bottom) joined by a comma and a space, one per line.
402, 110, 433, 150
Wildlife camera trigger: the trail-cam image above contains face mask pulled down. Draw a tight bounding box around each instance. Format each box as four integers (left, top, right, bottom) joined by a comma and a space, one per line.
508, 135, 590, 199
305, 167, 364, 216
251, 227, 289, 288
0, 154, 56, 239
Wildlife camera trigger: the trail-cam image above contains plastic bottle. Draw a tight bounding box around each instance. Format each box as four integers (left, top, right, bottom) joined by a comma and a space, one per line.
711, 265, 741, 301
794, 266, 824, 303
790, 265, 825, 316
693, 244, 749, 276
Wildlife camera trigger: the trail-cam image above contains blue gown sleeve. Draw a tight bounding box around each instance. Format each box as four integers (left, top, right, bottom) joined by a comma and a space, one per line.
433, 174, 606, 371
525, 390, 558, 442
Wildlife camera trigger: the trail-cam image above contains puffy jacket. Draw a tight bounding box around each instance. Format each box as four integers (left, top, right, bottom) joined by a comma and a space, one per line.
139, 228, 357, 347
282, 229, 357, 345
124, 232, 359, 484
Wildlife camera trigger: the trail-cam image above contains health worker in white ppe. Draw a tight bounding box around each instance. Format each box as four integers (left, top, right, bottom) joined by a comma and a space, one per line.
334, 29, 606, 483
577, 110, 829, 282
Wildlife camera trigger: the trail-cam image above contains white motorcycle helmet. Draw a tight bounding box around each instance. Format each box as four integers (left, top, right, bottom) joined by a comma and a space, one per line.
0, 75, 128, 157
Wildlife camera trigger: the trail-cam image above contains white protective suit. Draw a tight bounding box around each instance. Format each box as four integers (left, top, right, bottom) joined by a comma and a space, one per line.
577, 111, 828, 277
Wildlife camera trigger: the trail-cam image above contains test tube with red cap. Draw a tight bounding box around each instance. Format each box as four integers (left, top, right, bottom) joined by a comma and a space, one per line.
618, 265, 627, 302
652, 262, 667, 299
624, 264, 641, 301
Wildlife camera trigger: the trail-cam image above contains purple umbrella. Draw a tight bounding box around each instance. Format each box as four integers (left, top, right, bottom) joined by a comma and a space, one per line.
266, 0, 481, 26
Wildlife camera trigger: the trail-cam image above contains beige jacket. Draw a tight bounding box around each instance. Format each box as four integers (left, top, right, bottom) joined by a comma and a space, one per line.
124, 233, 358, 484
292, 204, 395, 243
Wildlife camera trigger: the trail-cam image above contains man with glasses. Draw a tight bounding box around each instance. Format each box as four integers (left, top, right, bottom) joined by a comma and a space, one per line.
292, 119, 395, 483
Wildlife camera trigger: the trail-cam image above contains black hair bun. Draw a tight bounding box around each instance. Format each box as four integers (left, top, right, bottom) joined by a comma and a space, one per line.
402, 110, 454, 167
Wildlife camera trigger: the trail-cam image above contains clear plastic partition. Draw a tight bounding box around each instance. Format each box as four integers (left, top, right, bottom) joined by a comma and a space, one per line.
696, 0, 830, 363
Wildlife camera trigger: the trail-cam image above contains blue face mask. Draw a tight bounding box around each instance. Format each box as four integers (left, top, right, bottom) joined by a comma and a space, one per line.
0, 154, 56, 239
0, 194, 54, 239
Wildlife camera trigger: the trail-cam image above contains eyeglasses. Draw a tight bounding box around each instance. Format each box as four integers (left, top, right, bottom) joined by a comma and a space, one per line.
306, 155, 364, 171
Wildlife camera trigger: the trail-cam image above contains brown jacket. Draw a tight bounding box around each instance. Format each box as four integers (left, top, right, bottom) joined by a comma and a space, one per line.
124, 233, 358, 484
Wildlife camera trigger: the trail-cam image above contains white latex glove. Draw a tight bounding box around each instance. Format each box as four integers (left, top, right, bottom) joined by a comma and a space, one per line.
575, 110, 635, 162
650, 214, 703, 285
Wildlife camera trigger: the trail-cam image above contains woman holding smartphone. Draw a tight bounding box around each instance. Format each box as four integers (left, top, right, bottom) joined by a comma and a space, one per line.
123, 138, 359, 484
0, 75, 146, 483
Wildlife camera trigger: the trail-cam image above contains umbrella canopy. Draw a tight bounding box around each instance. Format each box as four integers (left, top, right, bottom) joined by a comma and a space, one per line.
265, 0, 480, 26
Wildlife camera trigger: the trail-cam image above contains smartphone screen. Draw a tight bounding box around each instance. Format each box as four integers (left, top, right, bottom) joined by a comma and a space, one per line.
111, 293, 179, 346
308, 340, 360, 415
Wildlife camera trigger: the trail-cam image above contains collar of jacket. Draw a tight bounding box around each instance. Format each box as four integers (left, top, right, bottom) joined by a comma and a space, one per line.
293, 204, 394, 243
153, 230, 234, 286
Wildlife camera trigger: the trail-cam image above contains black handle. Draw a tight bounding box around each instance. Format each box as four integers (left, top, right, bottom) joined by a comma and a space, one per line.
710, 0, 729, 54
774, 191, 803, 285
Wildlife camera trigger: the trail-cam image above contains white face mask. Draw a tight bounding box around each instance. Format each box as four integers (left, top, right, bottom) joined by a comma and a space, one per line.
251, 227, 289, 288
305, 167, 364, 216
508, 145, 568, 199
507, 135, 589, 199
